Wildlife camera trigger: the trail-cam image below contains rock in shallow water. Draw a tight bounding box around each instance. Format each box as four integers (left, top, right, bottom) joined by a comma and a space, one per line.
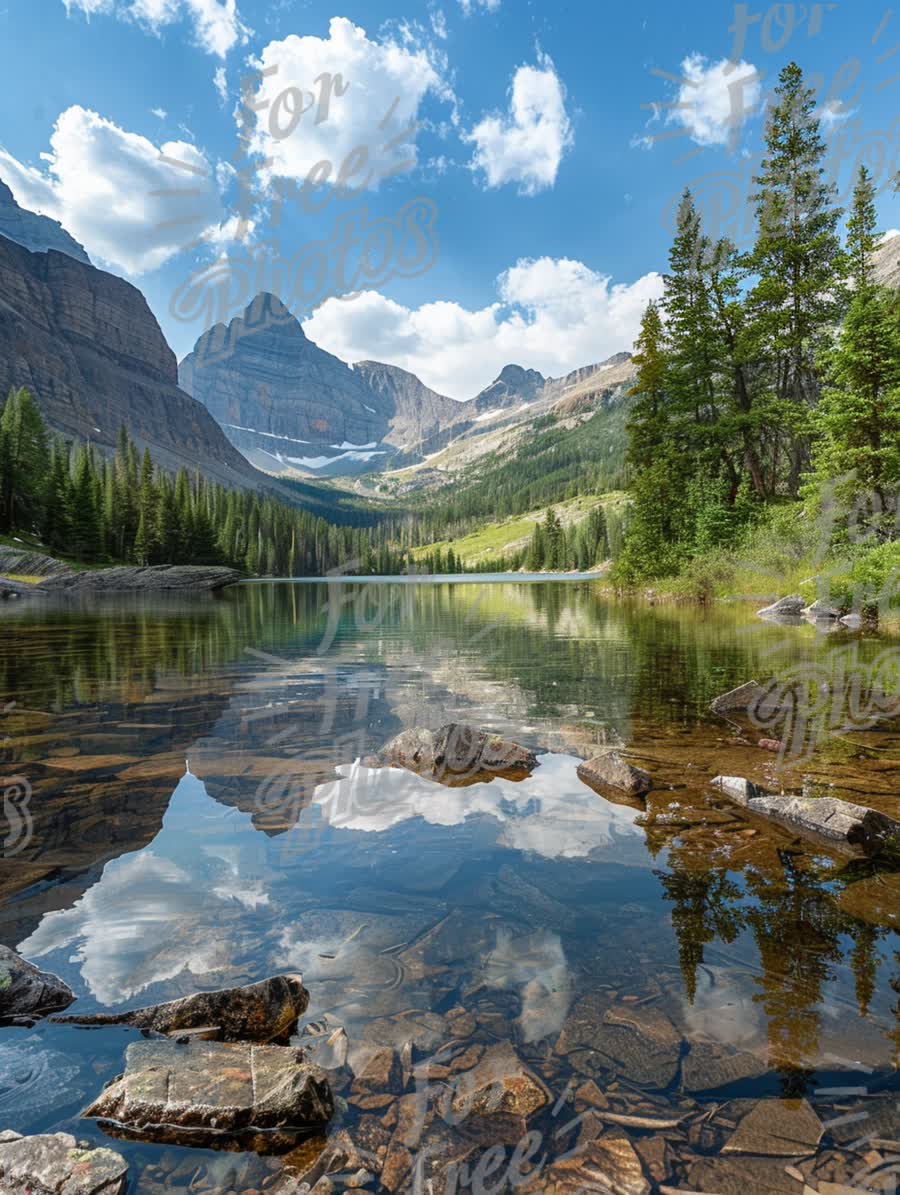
52, 974, 308, 1043
577, 751, 652, 796
0, 1129, 128, 1195
0, 945, 75, 1026
374, 723, 538, 785
84, 1038, 333, 1151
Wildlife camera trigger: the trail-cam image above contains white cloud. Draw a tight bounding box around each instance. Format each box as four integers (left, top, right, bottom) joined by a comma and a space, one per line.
213, 64, 227, 103
465, 52, 573, 194
247, 17, 451, 190
666, 53, 761, 148
63, 0, 249, 58
308, 256, 663, 399
151, 106, 167, 119
430, 7, 447, 38
819, 98, 856, 129
0, 105, 236, 274
459, 0, 500, 12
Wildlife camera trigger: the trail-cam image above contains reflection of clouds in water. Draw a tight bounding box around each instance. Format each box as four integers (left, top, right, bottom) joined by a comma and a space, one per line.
483, 928, 572, 1043
312, 753, 647, 862
18, 774, 273, 1005
19, 851, 233, 1005
682, 965, 764, 1049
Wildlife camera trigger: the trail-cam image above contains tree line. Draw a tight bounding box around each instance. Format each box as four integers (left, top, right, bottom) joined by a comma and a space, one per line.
0, 394, 410, 576
615, 62, 899, 584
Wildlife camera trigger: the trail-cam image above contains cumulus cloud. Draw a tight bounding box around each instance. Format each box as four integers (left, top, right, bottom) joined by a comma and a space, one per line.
666, 53, 761, 148
307, 256, 662, 399
63, 0, 249, 57
459, 0, 500, 12
0, 105, 235, 274
247, 17, 451, 191
465, 52, 573, 194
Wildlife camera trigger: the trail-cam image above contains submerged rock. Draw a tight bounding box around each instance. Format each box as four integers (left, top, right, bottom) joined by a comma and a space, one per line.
84, 1038, 333, 1151
712, 780, 900, 856
0, 945, 75, 1026
709, 680, 769, 715
443, 1041, 549, 1123
0, 1129, 128, 1195
722, 1098, 824, 1156
41, 565, 242, 594
375, 723, 538, 785
52, 974, 308, 1043
711, 775, 769, 803
802, 599, 840, 620
681, 1040, 767, 1093
577, 751, 652, 796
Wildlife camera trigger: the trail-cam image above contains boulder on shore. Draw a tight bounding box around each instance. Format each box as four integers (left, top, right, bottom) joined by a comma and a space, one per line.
757, 595, 805, 619
802, 598, 840, 620
711, 777, 900, 856
0, 1129, 128, 1195
52, 974, 308, 1043
0, 945, 75, 1026
374, 723, 538, 785
709, 680, 783, 718
577, 751, 653, 796
41, 565, 242, 594
84, 1038, 333, 1151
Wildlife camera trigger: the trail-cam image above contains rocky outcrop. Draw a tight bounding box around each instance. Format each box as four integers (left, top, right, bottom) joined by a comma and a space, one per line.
40, 565, 242, 594
0, 946, 75, 1026
872, 231, 900, 289
0, 547, 72, 578
712, 778, 900, 855
0, 231, 263, 488
0, 179, 90, 263
577, 751, 653, 796
0, 1129, 127, 1195
353, 359, 472, 454
374, 723, 538, 784
84, 1038, 333, 1150
52, 975, 308, 1043
472, 363, 547, 412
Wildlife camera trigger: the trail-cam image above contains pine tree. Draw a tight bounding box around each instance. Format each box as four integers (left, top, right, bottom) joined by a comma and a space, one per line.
810, 166, 900, 540
0, 388, 49, 534
69, 444, 102, 561
744, 61, 844, 494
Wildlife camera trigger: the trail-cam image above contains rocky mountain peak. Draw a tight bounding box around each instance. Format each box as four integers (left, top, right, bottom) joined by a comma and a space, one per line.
0, 178, 91, 264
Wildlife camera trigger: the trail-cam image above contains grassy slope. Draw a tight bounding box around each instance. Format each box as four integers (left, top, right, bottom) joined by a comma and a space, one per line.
411, 493, 627, 567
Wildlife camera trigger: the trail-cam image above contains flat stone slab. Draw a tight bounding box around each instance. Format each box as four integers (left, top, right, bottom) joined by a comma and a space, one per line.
723, 1098, 823, 1156
84, 1038, 333, 1150
53, 974, 308, 1043
711, 781, 900, 856
0, 945, 75, 1026
41, 565, 242, 594
0, 1129, 128, 1194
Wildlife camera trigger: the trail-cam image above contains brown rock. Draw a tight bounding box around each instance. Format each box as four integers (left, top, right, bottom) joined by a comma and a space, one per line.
376, 723, 538, 785
722, 1099, 824, 1156
445, 1041, 549, 1123
53, 974, 308, 1043
589, 1005, 682, 1089
685, 1154, 805, 1193
577, 751, 652, 796
682, 1040, 767, 1092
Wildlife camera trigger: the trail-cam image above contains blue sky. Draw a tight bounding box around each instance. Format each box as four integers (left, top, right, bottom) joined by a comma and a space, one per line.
1, 0, 898, 397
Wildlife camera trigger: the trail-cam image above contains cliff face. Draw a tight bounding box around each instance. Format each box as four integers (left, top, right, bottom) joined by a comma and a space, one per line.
352, 360, 471, 451
179, 294, 395, 474
0, 233, 263, 488
0, 180, 90, 263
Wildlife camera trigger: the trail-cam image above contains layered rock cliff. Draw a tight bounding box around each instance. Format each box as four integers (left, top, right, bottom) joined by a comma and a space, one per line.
0, 179, 90, 263
0, 233, 262, 488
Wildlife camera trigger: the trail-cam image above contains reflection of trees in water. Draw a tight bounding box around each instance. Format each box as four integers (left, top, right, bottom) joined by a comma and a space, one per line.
659, 845, 896, 1094
657, 868, 743, 1002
